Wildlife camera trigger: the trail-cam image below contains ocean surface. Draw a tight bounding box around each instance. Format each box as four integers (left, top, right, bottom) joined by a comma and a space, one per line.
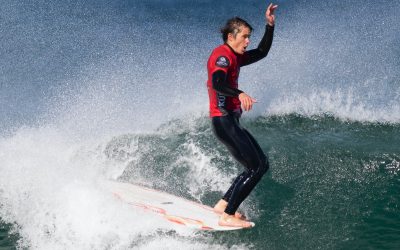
1, 0, 399, 249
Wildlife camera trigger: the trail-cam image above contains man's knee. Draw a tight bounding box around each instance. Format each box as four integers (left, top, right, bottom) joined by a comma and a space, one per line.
246, 152, 269, 175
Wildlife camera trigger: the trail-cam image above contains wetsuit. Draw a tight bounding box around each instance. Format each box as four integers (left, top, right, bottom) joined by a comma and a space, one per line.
207, 24, 274, 215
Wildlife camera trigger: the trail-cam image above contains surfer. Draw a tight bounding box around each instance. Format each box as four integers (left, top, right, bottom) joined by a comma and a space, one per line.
207, 3, 278, 228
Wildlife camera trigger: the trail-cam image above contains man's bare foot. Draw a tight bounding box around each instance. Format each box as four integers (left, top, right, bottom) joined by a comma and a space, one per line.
218, 213, 254, 228
213, 199, 246, 219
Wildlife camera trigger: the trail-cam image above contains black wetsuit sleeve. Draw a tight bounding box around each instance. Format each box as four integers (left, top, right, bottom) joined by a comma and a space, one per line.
241, 24, 274, 67
212, 70, 243, 97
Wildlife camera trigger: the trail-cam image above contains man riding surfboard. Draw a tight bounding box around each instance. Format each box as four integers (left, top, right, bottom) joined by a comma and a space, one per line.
206, 3, 278, 228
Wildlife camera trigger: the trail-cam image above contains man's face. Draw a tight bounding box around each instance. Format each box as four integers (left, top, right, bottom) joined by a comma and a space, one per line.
228, 26, 251, 55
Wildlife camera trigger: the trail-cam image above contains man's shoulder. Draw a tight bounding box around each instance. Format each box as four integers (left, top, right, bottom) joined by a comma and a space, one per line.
208, 44, 234, 68
211, 44, 231, 57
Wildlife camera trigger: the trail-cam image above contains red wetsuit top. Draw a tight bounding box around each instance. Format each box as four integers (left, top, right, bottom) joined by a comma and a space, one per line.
206, 24, 275, 117
207, 44, 243, 117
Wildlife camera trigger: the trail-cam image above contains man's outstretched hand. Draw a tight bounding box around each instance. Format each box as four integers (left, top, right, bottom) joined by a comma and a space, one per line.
266, 3, 278, 26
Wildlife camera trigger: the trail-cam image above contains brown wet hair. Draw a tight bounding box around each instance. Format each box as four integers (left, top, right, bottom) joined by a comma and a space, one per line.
220, 17, 253, 43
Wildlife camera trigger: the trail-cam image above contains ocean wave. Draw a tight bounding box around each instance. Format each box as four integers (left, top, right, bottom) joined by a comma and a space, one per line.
264, 89, 400, 124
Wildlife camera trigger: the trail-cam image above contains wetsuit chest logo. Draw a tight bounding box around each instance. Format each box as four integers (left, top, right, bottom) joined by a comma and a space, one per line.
216, 56, 230, 68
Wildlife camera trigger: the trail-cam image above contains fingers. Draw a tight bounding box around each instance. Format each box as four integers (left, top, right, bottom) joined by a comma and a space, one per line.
242, 95, 247, 111
266, 3, 278, 25
246, 97, 257, 111
267, 3, 278, 15
267, 3, 273, 12
266, 3, 272, 16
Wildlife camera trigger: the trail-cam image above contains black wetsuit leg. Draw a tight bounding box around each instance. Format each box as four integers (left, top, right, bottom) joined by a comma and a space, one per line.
212, 115, 269, 215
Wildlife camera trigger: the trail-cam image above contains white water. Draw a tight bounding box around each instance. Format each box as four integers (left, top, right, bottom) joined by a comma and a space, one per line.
0, 124, 248, 249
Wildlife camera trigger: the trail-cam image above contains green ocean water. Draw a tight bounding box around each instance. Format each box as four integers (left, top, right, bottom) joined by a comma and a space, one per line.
3, 115, 396, 249
1, 115, 400, 249
0, 223, 17, 250
115, 115, 400, 249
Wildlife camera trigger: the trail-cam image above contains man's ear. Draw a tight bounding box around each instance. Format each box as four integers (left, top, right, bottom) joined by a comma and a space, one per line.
227, 33, 234, 42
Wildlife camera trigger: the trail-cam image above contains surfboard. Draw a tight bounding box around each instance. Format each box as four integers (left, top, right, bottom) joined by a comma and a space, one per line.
106, 180, 254, 231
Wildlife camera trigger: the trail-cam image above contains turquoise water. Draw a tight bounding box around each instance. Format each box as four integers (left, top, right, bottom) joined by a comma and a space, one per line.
114, 115, 400, 249
0, 223, 17, 249
2, 116, 399, 249
1, 0, 399, 249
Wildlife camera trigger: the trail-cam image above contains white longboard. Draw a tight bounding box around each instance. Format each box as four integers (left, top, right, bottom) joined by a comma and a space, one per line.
106, 180, 254, 231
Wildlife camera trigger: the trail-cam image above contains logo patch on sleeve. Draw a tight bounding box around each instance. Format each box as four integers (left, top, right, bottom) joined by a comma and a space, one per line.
215, 56, 230, 68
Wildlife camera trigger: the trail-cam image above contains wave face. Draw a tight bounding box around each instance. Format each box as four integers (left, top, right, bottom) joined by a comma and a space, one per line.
1, 116, 399, 249
1, 0, 400, 249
